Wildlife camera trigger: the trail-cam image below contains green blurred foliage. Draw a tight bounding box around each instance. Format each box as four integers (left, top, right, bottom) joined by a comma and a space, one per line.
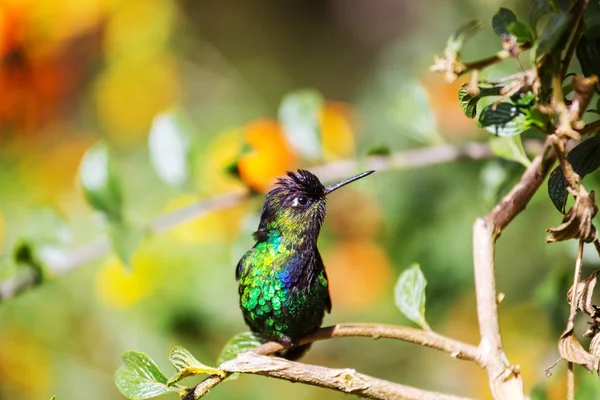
0, 0, 597, 400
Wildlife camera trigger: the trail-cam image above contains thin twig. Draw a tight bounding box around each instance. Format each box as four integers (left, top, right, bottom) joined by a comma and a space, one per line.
568, 240, 585, 331
461, 43, 532, 75
185, 323, 481, 400
0, 141, 509, 302
432, 42, 533, 82
567, 362, 575, 400
577, 119, 600, 135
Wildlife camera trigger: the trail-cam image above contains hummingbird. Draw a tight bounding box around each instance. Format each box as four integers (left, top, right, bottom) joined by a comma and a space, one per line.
235, 169, 375, 359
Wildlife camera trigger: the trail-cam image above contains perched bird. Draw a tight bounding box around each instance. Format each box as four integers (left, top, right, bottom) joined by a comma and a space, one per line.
236, 169, 375, 359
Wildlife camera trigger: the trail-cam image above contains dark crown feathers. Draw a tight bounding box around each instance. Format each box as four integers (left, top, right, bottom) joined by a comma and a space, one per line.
275, 169, 325, 197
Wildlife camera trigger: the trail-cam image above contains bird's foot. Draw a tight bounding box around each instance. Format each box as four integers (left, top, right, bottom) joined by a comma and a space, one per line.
279, 335, 297, 349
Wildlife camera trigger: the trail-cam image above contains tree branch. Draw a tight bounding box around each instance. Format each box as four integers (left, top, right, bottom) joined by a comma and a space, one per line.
488, 137, 556, 230
431, 42, 532, 82
0, 141, 506, 302
185, 323, 481, 400
217, 352, 475, 400
473, 137, 557, 400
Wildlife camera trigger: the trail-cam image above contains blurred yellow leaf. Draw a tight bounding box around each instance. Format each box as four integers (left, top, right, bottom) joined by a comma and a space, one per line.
319, 102, 355, 161
238, 119, 298, 193
95, 53, 180, 146
165, 195, 246, 244
0, 327, 50, 397
96, 252, 162, 309
200, 128, 246, 193
325, 240, 392, 311
103, 0, 175, 61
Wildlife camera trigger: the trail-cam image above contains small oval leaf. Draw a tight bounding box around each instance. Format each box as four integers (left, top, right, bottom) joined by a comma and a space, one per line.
115, 351, 175, 400
394, 264, 430, 330
492, 8, 517, 36
446, 20, 485, 56
507, 21, 534, 43
577, 35, 600, 79
217, 332, 263, 365
489, 135, 531, 167
278, 89, 324, 160
109, 222, 144, 269
148, 112, 191, 188
79, 142, 123, 220
167, 346, 225, 386
478, 103, 529, 136
533, 12, 571, 60
458, 84, 502, 119
548, 136, 600, 213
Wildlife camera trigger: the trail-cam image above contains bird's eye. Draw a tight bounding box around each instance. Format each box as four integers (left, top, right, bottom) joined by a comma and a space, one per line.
297, 195, 309, 206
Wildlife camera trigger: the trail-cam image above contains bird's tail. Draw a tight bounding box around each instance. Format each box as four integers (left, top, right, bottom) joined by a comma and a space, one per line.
279, 343, 312, 360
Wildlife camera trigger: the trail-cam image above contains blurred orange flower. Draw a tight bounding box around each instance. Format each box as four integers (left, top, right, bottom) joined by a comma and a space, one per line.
324, 240, 393, 312
319, 101, 356, 161
422, 72, 472, 140
238, 119, 298, 193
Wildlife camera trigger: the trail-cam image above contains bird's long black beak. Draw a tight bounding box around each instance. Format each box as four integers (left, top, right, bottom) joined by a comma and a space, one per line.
323, 170, 375, 196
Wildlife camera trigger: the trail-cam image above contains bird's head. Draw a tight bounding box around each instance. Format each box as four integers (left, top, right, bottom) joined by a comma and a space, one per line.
254, 169, 374, 241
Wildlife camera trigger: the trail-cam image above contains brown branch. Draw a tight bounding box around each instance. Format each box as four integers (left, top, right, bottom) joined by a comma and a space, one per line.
186, 323, 481, 400
0, 141, 509, 302
472, 137, 558, 400
432, 42, 533, 82
488, 137, 556, 230
577, 119, 600, 135
567, 362, 575, 400
217, 352, 475, 400
566, 240, 585, 400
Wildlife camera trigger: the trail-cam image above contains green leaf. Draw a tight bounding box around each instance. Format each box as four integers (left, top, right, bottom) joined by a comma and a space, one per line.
217, 332, 263, 365
492, 8, 517, 36
489, 135, 531, 167
446, 20, 485, 56
278, 89, 324, 160
478, 103, 529, 136
109, 222, 144, 268
528, 0, 551, 28
115, 351, 175, 400
458, 84, 502, 119
167, 346, 225, 386
148, 112, 191, 188
79, 141, 123, 221
576, 35, 600, 78
583, 0, 600, 39
510, 90, 536, 107
507, 21, 534, 43
532, 12, 571, 61
12, 208, 72, 271
479, 161, 510, 208
13, 241, 45, 283
367, 145, 391, 156
548, 136, 600, 213
394, 264, 430, 330
50, 397, 56, 400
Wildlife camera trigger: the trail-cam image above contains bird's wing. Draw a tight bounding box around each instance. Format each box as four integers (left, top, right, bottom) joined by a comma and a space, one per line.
235, 248, 253, 281
315, 249, 332, 313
